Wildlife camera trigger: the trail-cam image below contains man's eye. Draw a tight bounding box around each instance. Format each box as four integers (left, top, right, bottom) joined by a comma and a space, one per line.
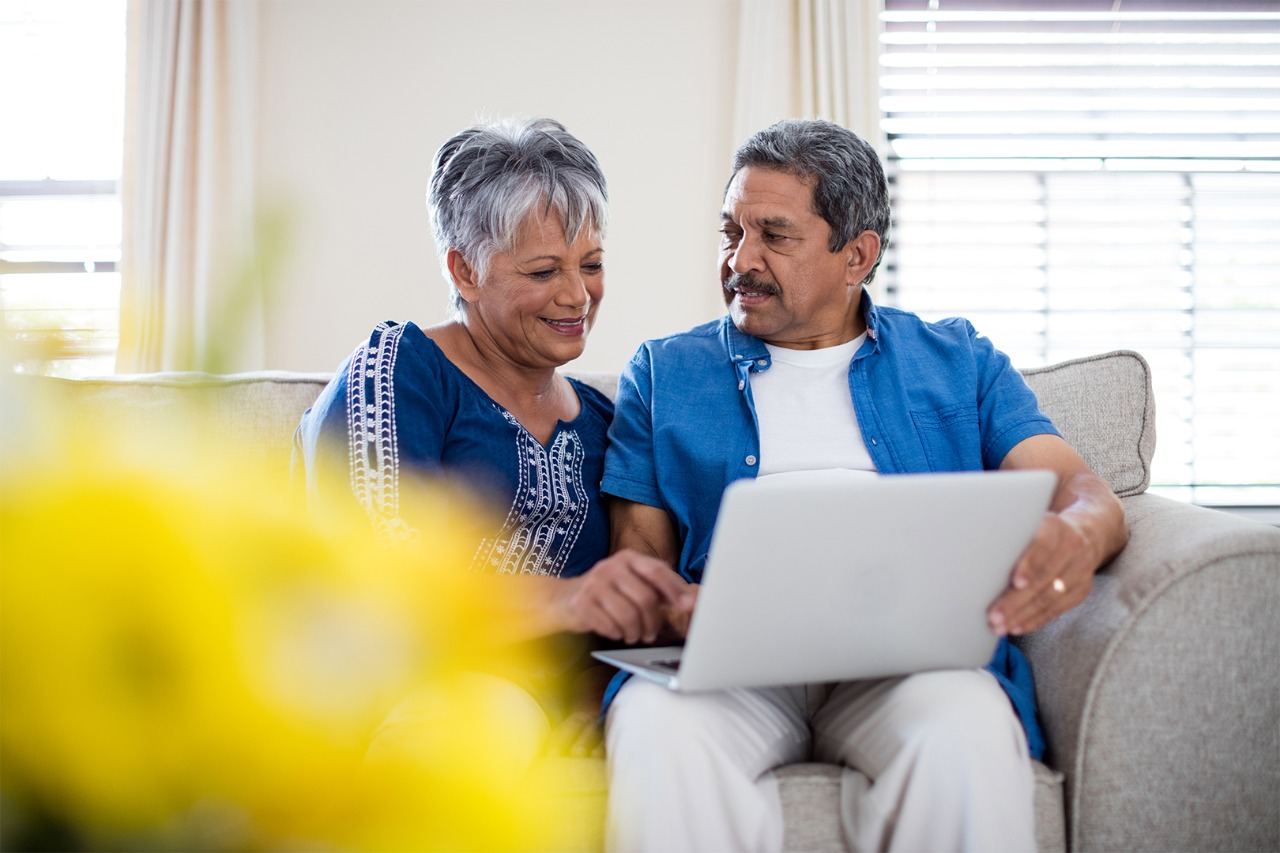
764, 232, 785, 242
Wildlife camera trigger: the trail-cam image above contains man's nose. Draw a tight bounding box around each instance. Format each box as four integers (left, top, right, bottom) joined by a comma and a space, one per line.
728, 233, 764, 274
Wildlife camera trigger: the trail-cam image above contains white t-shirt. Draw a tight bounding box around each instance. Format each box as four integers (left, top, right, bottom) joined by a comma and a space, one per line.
750, 335, 876, 477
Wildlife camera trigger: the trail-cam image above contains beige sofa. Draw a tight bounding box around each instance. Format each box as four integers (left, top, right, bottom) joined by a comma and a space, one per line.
33, 349, 1280, 852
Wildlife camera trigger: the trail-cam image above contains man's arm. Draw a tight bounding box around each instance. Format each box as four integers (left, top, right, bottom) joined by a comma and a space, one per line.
609, 497, 697, 638
610, 497, 680, 563
987, 433, 1129, 636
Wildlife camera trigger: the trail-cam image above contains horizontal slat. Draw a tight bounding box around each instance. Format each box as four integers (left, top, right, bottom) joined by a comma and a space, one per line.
880, 53, 1280, 68
891, 138, 1279, 158
881, 31, 1280, 45
882, 10, 1280, 24
880, 74, 1280, 89
0, 180, 119, 197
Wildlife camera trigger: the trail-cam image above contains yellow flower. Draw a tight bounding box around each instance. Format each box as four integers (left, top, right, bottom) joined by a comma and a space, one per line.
0, 395, 590, 851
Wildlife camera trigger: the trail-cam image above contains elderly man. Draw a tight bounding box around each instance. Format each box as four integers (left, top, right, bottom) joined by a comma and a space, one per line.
600, 119, 1128, 852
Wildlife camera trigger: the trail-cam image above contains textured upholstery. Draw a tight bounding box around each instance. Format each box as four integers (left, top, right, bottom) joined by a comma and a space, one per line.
34, 349, 1280, 852
27, 370, 332, 482
1020, 351, 1155, 498
1018, 493, 1280, 851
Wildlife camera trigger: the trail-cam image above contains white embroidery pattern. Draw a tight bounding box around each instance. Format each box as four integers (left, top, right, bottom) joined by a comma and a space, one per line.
471, 409, 590, 577
346, 322, 408, 540
346, 323, 591, 571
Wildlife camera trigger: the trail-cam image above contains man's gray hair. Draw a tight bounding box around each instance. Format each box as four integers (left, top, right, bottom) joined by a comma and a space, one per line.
427, 117, 609, 315
729, 119, 890, 285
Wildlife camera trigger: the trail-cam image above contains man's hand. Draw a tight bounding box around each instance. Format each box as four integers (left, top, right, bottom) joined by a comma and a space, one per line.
552, 548, 694, 644
989, 437, 1128, 637
987, 509, 1097, 636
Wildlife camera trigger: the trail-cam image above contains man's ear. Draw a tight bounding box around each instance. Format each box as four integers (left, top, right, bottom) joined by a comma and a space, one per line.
447, 248, 481, 304
844, 230, 882, 286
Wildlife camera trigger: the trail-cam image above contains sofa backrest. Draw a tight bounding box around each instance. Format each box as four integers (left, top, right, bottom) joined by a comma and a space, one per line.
24, 371, 333, 484
24, 350, 1155, 496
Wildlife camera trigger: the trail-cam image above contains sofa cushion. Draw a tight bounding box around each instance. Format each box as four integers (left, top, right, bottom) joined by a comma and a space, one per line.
1019, 350, 1155, 497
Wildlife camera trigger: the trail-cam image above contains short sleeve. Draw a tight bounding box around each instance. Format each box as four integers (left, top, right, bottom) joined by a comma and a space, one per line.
294, 321, 454, 533
968, 322, 1060, 468
602, 347, 664, 509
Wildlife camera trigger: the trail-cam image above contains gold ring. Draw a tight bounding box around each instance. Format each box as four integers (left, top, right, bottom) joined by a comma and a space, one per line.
1052, 578, 1067, 594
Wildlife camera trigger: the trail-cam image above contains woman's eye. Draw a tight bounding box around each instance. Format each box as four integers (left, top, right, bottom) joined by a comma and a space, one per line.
528, 269, 557, 280
582, 262, 604, 274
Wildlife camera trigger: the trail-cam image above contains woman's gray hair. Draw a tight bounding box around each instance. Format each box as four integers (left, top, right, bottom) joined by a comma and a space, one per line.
729, 119, 890, 285
427, 117, 609, 315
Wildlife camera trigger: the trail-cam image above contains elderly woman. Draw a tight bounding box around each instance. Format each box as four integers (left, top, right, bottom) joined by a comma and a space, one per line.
295, 118, 690, 765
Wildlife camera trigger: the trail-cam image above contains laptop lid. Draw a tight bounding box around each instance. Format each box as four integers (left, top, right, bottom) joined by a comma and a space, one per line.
594, 468, 1056, 692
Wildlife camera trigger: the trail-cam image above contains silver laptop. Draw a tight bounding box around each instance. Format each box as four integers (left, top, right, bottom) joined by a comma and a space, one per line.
592, 468, 1056, 692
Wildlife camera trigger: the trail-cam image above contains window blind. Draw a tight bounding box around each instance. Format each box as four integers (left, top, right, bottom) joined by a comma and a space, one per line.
878, 0, 1280, 508
0, 0, 125, 378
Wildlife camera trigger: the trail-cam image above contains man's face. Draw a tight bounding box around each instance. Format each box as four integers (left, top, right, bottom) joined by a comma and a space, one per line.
718, 166, 865, 349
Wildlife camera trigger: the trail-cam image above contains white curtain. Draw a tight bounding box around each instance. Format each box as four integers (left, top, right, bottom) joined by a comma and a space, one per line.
117, 0, 262, 373
734, 0, 883, 149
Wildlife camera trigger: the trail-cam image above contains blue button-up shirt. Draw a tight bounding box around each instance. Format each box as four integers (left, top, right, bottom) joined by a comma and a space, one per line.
602, 289, 1058, 758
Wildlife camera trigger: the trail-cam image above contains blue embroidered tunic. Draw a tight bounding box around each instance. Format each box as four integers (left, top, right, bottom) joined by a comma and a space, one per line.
294, 320, 614, 580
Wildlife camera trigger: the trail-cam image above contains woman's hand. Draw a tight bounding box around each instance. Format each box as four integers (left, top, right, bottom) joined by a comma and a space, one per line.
554, 548, 694, 645
660, 584, 699, 640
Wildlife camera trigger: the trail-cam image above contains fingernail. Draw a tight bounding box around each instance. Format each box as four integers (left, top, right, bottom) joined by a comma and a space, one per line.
1013, 575, 1029, 590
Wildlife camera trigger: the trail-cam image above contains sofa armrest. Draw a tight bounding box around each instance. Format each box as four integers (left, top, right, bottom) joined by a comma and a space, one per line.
1018, 493, 1280, 851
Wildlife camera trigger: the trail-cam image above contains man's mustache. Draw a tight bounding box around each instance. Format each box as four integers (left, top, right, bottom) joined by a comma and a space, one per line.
723, 273, 782, 297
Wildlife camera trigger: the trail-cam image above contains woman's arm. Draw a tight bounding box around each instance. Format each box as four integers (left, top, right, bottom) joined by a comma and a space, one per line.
493, 546, 694, 645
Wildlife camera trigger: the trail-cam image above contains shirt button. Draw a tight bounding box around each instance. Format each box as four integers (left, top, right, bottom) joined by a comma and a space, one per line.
756, 358, 767, 366
745, 455, 757, 466
738, 380, 745, 390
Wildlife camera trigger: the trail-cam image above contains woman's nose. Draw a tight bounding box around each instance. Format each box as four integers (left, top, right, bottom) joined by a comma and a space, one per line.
556, 270, 590, 307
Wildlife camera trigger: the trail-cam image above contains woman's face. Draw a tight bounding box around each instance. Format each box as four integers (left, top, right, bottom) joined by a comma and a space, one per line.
463, 210, 604, 370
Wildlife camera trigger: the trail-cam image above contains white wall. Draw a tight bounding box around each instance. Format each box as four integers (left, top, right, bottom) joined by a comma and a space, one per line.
256, 0, 740, 374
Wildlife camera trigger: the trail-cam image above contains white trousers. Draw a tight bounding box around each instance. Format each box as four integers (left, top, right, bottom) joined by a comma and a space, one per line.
604, 669, 1035, 853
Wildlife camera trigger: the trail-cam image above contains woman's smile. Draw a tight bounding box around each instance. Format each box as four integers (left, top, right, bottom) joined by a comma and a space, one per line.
542, 315, 589, 336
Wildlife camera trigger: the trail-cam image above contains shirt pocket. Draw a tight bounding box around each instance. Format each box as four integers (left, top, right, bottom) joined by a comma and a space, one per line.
910, 403, 983, 472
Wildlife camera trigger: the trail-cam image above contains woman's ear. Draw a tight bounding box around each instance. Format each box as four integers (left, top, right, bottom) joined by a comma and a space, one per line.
447, 248, 481, 304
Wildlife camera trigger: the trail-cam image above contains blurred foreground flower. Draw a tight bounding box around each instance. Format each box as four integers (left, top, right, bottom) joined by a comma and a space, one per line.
0, 388, 592, 851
